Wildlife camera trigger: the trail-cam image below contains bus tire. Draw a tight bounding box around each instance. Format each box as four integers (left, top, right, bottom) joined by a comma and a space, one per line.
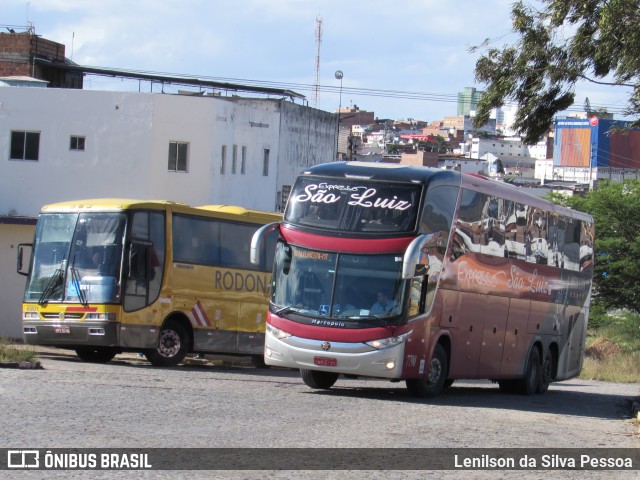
537, 348, 554, 394
405, 343, 448, 398
300, 369, 339, 389
75, 347, 117, 363
516, 347, 541, 395
145, 321, 189, 367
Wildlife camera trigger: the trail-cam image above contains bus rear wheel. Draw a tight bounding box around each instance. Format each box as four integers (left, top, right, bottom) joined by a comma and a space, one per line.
145, 321, 189, 367
75, 347, 117, 363
537, 348, 555, 394
406, 343, 448, 398
300, 369, 339, 389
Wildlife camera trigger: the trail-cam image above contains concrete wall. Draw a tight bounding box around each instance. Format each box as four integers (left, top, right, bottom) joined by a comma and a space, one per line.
277, 101, 337, 210
0, 223, 34, 339
212, 98, 282, 210
0, 88, 155, 216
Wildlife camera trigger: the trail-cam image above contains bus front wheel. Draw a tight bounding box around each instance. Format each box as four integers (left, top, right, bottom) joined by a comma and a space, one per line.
300, 369, 339, 389
145, 321, 189, 367
75, 347, 117, 363
517, 347, 541, 395
406, 343, 448, 398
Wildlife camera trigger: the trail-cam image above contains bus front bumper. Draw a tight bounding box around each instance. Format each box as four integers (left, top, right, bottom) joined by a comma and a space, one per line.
264, 330, 406, 379
22, 321, 120, 347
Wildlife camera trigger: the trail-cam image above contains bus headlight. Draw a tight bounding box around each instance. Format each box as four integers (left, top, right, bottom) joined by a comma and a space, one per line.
85, 312, 117, 321
366, 331, 412, 350
266, 323, 291, 340
23, 312, 39, 320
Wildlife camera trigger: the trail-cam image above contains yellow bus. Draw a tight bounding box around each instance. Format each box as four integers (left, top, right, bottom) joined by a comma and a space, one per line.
18, 199, 280, 366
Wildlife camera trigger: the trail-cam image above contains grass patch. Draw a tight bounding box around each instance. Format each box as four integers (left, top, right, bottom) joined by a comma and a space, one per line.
580, 311, 640, 383
580, 351, 640, 383
0, 337, 38, 363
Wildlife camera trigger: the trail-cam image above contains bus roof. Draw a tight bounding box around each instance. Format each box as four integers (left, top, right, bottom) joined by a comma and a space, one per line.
40, 199, 281, 224
302, 161, 459, 185
299, 162, 592, 223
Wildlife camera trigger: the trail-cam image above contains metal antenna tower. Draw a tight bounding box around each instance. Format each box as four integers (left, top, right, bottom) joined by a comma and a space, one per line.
313, 16, 322, 108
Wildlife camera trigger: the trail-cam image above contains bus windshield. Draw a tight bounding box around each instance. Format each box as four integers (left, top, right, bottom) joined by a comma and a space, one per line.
25, 212, 127, 304
285, 177, 421, 233
271, 242, 405, 320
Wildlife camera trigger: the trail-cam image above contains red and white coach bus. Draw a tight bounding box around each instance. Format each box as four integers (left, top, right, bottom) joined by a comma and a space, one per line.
251, 162, 594, 397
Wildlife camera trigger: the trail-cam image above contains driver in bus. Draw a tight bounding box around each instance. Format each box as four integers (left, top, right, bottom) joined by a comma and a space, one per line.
370, 290, 396, 314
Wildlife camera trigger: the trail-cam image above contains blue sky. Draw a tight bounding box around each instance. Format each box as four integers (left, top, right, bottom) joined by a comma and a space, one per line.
3, 0, 632, 122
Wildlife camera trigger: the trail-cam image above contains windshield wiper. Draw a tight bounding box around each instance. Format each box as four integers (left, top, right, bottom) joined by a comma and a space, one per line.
70, 254, 88, 307
274, 305, 295, 316
70, 267, 88, 307
38, 266, 64, 305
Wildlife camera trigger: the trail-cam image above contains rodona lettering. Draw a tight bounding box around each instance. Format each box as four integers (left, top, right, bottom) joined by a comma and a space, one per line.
214, 271, 269, 294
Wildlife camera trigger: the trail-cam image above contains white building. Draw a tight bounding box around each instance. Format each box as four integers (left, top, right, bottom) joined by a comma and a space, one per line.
0, 86, 337, 337
495, 104, 519, 136
469, 135, 550, 161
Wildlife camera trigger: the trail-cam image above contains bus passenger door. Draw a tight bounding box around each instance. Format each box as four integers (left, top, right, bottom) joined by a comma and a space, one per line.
123, 211, 166, 345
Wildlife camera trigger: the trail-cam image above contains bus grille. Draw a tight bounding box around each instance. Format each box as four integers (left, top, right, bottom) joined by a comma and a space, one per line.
42, 313, 84, 320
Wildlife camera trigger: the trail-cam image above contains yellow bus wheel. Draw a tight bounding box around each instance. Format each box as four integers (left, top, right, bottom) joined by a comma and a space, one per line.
145, 321, 189, 367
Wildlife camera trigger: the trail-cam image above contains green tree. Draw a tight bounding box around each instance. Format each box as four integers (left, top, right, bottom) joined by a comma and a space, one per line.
550, 180, 640, 313
386, 143, 399, 154
472, 0, 640, 144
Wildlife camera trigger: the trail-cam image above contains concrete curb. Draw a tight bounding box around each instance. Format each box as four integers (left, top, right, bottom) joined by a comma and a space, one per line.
0, 360, 43, 369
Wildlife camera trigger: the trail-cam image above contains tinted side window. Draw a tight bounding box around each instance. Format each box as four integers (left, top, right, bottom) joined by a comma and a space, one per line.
172, 214, 275, 271
455, 189, 506, 258
547, 214, 566, 268
420, 185, 458, 235
172, 215, 220, 265
527, 207, 548, 265
579, 221, 594, 272
563, 218, 581, 271
219, 223, 256, 270
504, 202, 529, 261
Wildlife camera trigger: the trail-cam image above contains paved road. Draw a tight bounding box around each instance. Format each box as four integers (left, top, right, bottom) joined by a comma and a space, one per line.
0, 348, 638, 479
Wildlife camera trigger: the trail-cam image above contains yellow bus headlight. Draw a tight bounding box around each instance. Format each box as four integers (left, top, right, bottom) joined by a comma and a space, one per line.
85, 312, 117, 322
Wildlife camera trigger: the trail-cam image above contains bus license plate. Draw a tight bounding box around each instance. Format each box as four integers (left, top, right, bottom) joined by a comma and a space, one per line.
54, 326, 71, 334
314, 356, 337, 367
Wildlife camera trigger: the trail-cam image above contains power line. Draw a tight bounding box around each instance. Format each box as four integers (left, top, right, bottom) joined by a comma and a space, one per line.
80, 66, 632, 115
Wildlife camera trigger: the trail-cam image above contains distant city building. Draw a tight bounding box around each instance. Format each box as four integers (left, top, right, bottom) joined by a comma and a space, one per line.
457, 87, 483, 116
336, 105, 374, 127
540, 117, 640, 185
0, 30, 83, 88
495, 104, 520, 136
442, 115, 496, 137
470, 135, 551, 161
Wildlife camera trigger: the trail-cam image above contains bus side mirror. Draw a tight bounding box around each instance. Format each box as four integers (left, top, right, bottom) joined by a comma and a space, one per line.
17, 243, 33, 276
250, 222, 280, 266
402, 233, 444, 279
